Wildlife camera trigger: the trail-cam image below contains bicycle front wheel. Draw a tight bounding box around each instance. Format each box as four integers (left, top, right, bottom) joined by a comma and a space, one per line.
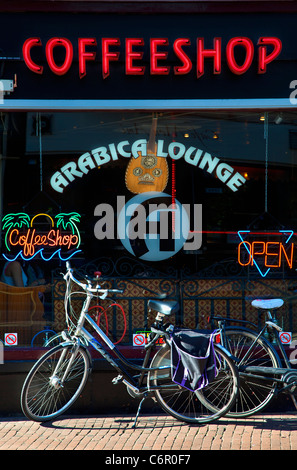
21, 343, 91, 422
149, 343, 239, 424
223, 327, 281, 417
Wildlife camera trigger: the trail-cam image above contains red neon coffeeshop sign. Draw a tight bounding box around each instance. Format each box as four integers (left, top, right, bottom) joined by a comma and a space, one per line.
22, 36, 282, 78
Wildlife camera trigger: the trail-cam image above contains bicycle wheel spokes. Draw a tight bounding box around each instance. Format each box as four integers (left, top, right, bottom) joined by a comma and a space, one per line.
157, 381, 212, 421
194, 348, 238, 415
234, 376, 276, 414
150, 344, 239, 424
224, 328, 281, 417
21, 344, 90, 422
229, 333, 270, 367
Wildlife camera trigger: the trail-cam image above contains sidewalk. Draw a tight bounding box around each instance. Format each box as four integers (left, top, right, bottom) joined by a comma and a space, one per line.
0, 412, 296, 452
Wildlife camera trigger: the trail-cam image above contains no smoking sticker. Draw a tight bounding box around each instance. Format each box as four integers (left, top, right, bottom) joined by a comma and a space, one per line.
5, 333, 18, 346
279, 332, 292, 345
133, 331, 165, 347
133, 333, 146, 347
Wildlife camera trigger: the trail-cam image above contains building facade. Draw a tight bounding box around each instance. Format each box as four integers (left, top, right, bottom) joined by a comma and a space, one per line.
0, 0, 297, 355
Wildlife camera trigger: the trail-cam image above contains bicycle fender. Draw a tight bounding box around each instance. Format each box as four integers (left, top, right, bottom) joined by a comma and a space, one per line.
214, 343, 234, 359
61, 341, 93, 371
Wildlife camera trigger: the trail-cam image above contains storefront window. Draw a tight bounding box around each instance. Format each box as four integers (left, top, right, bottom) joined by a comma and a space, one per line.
1, 109, 297, 348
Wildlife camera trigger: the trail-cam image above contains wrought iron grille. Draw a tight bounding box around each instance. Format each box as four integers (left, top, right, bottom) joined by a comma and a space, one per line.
51, 256, 297, 345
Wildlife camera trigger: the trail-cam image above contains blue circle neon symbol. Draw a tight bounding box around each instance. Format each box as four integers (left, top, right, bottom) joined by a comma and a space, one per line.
117, 192, 189, 261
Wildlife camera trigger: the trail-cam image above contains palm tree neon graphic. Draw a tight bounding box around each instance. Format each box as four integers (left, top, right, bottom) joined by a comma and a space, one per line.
55, 212, 81, 248
1, 212, 82, 261
2, 213, 31, 251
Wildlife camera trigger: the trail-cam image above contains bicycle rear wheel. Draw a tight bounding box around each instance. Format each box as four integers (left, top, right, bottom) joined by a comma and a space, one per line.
21, 343, 91, 422
149, 343, 239, 424
223, 327, 281, 417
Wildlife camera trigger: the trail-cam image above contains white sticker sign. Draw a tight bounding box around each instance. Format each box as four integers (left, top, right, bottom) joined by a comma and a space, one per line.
5, 333, 18, 346
279, 332, 292, 345
133, 333, 146, 347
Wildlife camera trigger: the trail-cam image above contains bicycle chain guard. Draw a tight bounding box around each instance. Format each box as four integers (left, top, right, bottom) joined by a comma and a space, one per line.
282, 371, 297, 393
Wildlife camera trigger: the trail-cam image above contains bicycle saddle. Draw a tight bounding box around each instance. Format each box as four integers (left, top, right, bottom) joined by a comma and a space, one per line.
251, 298, 284, 310
148, 299, 179, 316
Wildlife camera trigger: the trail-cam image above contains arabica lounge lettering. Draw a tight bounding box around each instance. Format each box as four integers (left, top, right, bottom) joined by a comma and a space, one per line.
22, 36, 282, 78
50, 139, 246, 193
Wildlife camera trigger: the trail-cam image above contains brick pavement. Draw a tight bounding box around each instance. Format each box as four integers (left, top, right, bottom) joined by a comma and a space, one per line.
0, 412, 296, 452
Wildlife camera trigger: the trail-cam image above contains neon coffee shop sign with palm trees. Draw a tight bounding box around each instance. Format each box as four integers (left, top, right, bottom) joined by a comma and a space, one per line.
2, 212, 82, 261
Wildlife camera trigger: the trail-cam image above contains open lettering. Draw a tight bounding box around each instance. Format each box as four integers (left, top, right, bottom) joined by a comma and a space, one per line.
238, 241, 294, 269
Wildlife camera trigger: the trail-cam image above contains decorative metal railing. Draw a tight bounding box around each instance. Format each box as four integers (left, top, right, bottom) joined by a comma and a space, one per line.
51, 256, 297, 345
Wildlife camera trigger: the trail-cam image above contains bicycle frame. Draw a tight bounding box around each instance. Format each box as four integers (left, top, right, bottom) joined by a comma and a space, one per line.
61, 263, 237, 401
63, 266, 172, 397
216, 314, 294, 384
88, 302, 127, 345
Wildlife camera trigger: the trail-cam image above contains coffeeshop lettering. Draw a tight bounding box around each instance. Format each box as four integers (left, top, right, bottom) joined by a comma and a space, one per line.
22, 36, 282, 78
8, 229, 78, 257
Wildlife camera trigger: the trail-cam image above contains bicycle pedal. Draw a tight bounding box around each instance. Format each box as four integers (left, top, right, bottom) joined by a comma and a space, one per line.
112, 374, 123, 385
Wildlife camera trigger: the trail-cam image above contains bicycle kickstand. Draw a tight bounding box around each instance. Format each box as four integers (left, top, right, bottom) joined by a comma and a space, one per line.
132, 394, 148, 429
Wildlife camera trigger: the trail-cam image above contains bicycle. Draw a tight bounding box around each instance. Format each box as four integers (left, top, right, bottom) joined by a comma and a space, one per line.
31, 275, 127, 348
20, 262, 239, 427
87, 271, 127, 345
31, 326, 57, 347
209, 298, 297, 418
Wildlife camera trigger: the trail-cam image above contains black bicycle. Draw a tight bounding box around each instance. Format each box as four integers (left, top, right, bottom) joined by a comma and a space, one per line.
210, 298, 297, 418
21, 262, 239, 427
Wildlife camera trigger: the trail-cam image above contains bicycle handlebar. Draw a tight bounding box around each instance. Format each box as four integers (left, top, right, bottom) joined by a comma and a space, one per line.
64, 262, 124, 297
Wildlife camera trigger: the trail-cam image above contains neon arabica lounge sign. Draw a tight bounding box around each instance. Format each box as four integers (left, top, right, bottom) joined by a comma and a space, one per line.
50, 139, 247, 194
22, 36, 282, 78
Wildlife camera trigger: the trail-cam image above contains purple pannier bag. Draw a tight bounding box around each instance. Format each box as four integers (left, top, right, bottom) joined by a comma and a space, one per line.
171, 328, 217, 391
